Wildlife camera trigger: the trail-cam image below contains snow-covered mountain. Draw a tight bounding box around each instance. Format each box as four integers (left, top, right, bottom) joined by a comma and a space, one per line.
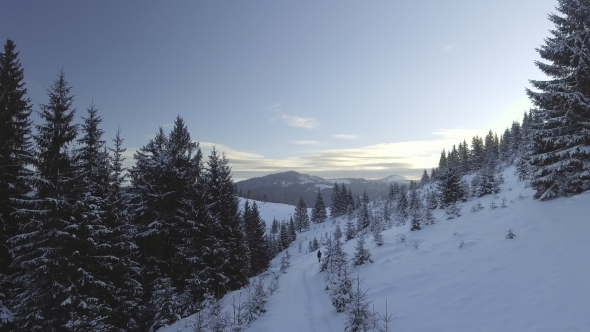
236, 171, 409, 206
160, 166, 590, 332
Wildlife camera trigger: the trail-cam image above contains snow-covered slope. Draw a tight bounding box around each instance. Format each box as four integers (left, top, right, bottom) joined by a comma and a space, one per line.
160, 167, 590, 332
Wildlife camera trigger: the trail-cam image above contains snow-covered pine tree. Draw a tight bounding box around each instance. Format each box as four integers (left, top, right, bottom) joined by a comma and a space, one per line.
330, 183, 340, 217
0, 39, 34, 323
129, 118, 211, 329
293, 197, 310, 231
9, 70, 79, 331
353, 234, 373, 266
359, 191, 371, 231
344, 276, 376, 332
311, 189, 328, 223
437, 161, 464, 211
395, 185, 409, 226
526, 0, 590, 199
104, 126, 143, 330
372, 216, 384, 246
470, 136, 485, 172
203, 148, 250, 295
58, 104, 142, 330
329, 240, 351, 312
289, 216, 297, 242
245, 201, 270, 276
420, 169, 430, 186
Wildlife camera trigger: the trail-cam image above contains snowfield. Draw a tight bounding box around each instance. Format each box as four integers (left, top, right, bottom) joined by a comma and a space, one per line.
160, 167, 590, 332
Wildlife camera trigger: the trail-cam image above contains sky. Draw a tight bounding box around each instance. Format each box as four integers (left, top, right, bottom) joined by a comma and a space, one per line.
0, 0, 557, 181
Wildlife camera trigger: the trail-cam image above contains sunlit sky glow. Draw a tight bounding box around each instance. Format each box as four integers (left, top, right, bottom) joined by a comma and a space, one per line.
1, 1, 556, 181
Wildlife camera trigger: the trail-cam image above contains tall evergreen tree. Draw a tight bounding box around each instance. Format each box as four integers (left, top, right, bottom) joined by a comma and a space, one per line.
293, 197, 310, 232
129, 118, 209, 330
9, 70, 79, 331
0, 39, 33, 322
330, 183, 341, 217
526, 0, 590, 199
311, 190, 328, 223
244, 201, 270, 276
202, 147, 250, 296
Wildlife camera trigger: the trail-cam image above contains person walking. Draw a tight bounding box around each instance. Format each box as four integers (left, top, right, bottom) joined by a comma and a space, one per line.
317, 249, 322, 263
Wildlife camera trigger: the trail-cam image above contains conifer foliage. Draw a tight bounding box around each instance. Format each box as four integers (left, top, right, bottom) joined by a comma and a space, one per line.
526, 0, 590, 200
311, 190, 328, 223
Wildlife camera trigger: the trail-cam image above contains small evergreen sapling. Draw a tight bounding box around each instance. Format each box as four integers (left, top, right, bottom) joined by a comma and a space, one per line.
353, 234, 373, 266
344, 275, 376, 332
506, 228, 516, 239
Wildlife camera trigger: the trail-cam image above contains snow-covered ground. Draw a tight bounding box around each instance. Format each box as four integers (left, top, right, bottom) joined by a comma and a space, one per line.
160, 167, 590, 332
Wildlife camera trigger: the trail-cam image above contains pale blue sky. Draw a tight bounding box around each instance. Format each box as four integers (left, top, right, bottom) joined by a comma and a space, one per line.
0, 0, 555, 180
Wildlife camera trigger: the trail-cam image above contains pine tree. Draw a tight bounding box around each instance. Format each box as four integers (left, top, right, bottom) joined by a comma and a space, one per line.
395, 185, 408, 226
437, 162, 464, 211
526, 0, 590, 199
353, 234, 373, 266
129, 118, 211, 329
0, 39, 34, 322
244, 201, 270, 276
345, 220, 356, 241
330, 183, 341, 218
9, 70, 79, 331
105, 127, 143, 329
420, 169, 430, 186
311, 190, 328, 223
344, 276, 376, 332
293, 197, 310, 231
202, 147, 250, 295
359, 191, 371, 231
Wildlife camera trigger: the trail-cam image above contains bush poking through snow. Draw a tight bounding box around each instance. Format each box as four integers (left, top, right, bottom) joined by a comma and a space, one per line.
268, 273, 279, 295
280, 250, 291, 274
413, 241, 419, 249
501, 197, 508, 208
243, 277, 268, 324
399, 234, 407, 244
459, 240, 465, 248
506, 228, 516, 239
489, 199, 498, 209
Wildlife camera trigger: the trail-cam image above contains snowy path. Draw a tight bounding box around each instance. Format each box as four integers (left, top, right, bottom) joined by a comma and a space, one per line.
247, 254, 344, 332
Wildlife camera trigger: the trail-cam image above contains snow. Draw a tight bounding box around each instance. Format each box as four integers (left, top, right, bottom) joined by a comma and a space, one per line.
380, 175, 408, 182
160, 167, 590, 332
0, 301, 13, 325
314, 184, 332, 190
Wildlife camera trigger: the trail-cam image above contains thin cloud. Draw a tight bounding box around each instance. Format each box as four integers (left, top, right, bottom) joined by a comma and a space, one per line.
332, 134, 360, 140
282, 114, 319, 129
442, 44, 456, 52
292, 140, 322, 146
267, 103, 319, 129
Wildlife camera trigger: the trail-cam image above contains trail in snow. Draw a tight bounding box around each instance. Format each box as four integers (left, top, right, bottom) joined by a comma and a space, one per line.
246, 253, 344, 332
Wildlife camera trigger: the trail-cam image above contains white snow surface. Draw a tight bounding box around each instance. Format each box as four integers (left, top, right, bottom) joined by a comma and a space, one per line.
160, 167, 590, 332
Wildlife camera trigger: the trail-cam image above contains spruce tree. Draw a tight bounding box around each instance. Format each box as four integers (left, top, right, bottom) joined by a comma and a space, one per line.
330, 183, 341, 217
293, 197, 310, 232
311, 189, 327, 223
129, 118, 209, 329
245, 201, 270, 276
353, 234, 373, 266
202, 148, 250, 295
526, 0, 590, 199
9, 70, 79, 331
0, 39, 33, 323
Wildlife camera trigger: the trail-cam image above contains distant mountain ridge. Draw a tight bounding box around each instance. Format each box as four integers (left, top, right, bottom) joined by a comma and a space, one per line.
236, 171, 409, 206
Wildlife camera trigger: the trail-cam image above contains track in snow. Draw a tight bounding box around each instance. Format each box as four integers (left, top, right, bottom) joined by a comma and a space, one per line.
246, 253, 344, 332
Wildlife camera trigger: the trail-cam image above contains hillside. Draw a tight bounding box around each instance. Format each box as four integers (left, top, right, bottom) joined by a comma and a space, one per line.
160, 167, 590, 332
236, 170, 410, 206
